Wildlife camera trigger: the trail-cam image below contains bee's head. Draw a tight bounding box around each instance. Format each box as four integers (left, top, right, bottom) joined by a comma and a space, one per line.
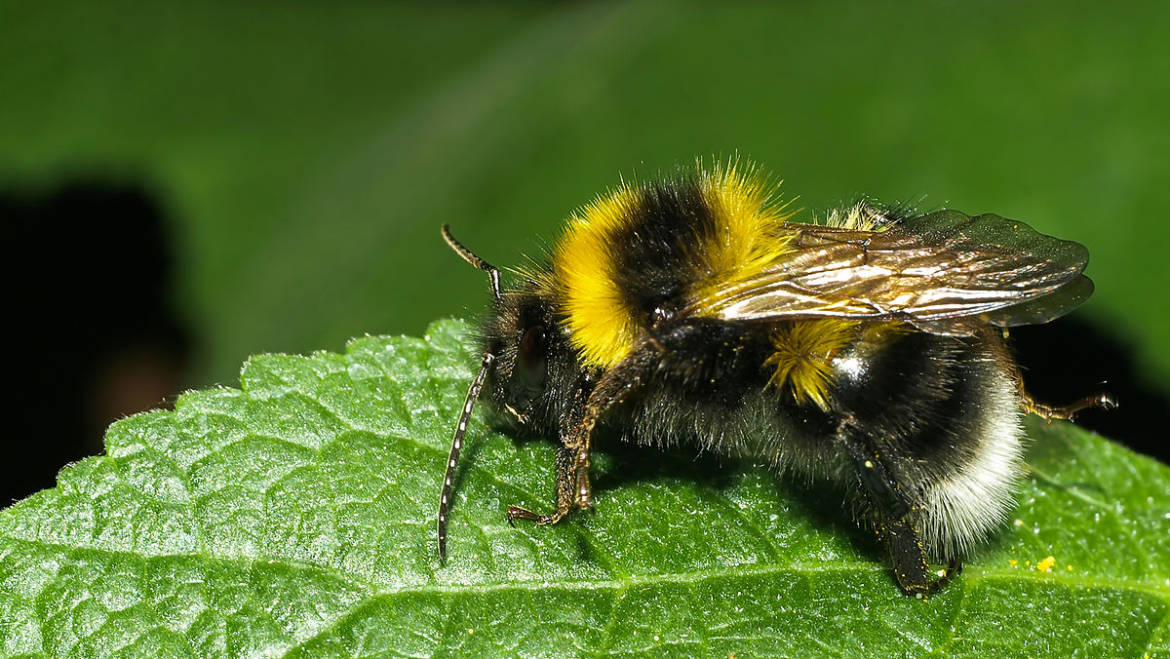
480, 286, 555, 425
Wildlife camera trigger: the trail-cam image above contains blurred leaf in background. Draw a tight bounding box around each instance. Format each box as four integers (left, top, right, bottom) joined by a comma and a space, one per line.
2, 1, 1168, 499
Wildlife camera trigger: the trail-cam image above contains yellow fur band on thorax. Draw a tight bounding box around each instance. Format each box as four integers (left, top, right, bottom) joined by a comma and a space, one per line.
551, 163, 792, 370
552, 183, 642, 370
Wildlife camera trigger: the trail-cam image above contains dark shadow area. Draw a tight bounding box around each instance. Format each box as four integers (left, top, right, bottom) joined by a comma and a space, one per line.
586, 427, 883, 561
1008, 318, 1169, 463
491, 409, 877, 547
1, 181, 191, 505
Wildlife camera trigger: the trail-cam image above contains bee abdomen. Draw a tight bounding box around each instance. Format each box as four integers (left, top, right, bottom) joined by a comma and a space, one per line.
830, 330, 1025, 558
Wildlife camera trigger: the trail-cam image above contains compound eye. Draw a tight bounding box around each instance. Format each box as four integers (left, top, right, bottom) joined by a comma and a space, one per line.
517, 326, 546, 384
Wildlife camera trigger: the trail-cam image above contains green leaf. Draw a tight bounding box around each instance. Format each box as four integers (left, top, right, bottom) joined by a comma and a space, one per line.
2, 319, 1168, 657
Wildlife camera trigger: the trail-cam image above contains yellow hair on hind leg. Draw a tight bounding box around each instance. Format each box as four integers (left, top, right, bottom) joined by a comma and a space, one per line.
765, 319, 860, 411
554, 160, 791, 370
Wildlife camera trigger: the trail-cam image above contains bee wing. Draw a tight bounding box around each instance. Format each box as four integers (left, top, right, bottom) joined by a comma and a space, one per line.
688, 210, 1091, 335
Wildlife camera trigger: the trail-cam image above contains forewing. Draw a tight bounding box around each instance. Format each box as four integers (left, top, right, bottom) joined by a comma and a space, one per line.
688, 210, 1091, 334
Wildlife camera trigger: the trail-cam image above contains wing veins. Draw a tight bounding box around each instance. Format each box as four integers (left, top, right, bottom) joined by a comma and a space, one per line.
687, 213, 1090, 331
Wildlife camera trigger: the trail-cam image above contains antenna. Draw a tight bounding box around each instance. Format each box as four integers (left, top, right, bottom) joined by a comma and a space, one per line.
437, 351, 494, 560
442, 224, 501, 301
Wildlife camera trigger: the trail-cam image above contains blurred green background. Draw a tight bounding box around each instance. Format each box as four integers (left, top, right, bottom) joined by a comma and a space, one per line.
3, 1, 1169, 494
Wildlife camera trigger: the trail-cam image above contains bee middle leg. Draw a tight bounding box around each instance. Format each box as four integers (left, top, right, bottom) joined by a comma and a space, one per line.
878, 515, 961, 598
839, 420, 958, 597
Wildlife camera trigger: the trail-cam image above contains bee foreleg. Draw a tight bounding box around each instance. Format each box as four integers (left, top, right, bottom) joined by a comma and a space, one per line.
507, 446, 577, 525
507, 341, 657, 529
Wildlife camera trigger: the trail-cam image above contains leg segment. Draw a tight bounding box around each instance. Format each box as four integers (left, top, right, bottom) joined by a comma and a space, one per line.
506, 342, 656, 527
1020, 390, 1117, 422
838, 419, 959, 597
507, 446, 577, 525
990, 327, 1117, 422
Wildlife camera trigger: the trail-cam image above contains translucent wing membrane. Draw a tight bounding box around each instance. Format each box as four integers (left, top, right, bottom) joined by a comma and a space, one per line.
688, 210, 1091, 334
981, 274, 1093, 328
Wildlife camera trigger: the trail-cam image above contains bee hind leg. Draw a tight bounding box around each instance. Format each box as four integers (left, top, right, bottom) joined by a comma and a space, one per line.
1020, 389, 1118, 422
839, 419, 956, 597
881, 517, 961, 598
986, 327, 1117, 422
996, 333, 1118, 421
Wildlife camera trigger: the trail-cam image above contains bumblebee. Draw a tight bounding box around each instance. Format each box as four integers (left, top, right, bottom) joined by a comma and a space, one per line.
435, 162, 1113, 596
